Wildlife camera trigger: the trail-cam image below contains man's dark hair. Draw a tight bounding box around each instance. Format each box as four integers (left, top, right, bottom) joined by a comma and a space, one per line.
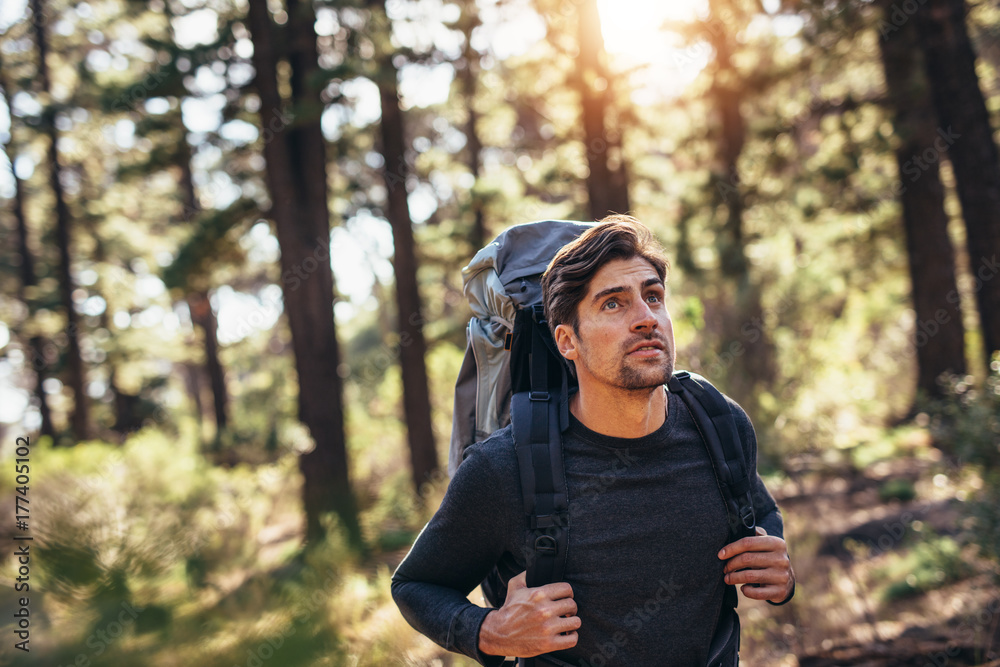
541, 214, 669, 340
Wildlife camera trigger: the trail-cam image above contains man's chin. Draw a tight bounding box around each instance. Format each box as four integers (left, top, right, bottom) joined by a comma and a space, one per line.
619, 364, 673, 391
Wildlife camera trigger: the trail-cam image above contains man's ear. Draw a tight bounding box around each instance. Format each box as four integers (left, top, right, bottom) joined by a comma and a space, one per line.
554, 323, 578, 361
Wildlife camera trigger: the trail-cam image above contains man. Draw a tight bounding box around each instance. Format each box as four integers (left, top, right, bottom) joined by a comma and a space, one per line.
392, 215, 794, 666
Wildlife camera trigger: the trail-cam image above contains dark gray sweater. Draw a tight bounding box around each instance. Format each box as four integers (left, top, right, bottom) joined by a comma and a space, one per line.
391, 388, 784, 666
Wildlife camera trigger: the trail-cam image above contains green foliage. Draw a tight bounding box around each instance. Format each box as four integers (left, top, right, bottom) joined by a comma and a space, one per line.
162, 198, 259, 291
928, 354, 1000, 562
878, 478, 916, 503
928, 354, 1000, 468
877, 535, 972, 602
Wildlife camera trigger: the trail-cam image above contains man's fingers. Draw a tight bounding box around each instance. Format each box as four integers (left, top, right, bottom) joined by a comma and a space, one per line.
726, 566, 792, 587
723, 551, 786, 574
740, 583, 785, 600
552, 614, 582, 635
538, 581, 574, 600
552, 630, 580, 651
718, 535, 784, 559
549, 597, 578, 619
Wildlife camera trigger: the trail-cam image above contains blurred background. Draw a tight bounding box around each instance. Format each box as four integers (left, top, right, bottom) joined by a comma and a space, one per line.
0, 0, 999, 664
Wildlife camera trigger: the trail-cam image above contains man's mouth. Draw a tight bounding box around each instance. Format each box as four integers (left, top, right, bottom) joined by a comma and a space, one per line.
627, 341, 665, 356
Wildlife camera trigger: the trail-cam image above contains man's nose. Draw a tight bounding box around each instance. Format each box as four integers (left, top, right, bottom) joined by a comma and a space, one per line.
631, 300, 658, 331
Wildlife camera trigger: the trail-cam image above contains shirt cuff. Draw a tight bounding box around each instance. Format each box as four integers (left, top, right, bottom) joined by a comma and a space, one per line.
767, 579, 795, 606
462, 605, 508, 666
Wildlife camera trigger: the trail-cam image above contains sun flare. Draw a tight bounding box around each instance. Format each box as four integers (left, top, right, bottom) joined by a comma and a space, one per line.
596, 0, 704, 56
594, 0, 709, 101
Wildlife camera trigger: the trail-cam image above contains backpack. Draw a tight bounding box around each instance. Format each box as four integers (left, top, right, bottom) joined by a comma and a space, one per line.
449, 220, 757, 666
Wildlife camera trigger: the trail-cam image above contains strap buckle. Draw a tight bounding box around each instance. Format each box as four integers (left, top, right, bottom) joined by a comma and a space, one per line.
740, 495, 756, 529
529, 390, 550, 402
534, 534, 558, 556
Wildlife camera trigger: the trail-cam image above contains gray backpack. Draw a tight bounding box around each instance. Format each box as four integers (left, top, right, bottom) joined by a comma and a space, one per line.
449, 219, 593, 475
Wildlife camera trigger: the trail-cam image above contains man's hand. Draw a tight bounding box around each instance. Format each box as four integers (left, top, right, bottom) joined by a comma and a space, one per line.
478, 571, 581, 658
718, 527, 794, 603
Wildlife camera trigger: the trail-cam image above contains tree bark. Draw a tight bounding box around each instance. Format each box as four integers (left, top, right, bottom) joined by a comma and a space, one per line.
31, 0, 89, 442
367, 0, 440, 494
0, 53, 55, 440
577, 0, 629, 219
457, 4, 486, 249
915, 0, 1000, 368
186, 291, 229, 432
177, 145, 229, 435
247, 0, 360, 548
878, 0, 967, 399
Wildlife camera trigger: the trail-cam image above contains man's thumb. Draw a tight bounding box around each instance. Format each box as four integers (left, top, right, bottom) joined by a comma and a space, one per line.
755, 526, 768, 536
508, 570, 528, 594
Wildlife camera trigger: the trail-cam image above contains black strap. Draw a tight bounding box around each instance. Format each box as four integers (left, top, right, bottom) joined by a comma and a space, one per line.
511, 306, 570, 667
667, 370, 756, 617
667, 371, 756, 541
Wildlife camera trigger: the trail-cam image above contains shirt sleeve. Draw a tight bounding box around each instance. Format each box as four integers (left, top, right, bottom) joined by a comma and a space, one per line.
391, 436, 516, 666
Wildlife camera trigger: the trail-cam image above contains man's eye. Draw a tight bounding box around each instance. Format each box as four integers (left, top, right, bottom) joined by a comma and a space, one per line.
646, 294, 661, 303
604, 299, 619, 309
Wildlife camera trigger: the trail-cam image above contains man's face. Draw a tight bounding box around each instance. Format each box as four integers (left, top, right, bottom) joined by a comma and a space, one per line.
555, 256, 676, 393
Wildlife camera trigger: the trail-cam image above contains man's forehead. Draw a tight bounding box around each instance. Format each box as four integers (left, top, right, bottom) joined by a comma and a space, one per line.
585, 257, 662, 294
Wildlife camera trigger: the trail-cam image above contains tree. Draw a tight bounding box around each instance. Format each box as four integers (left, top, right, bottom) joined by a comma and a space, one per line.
0, 51, 55, 440
700, 0, 776, 411
246, 0, 360, 547
914, 0, 1000, 369
30, 0, 90, 441
455, 0, 487, 249
365, 0, 440, 493
575, 0, 630, 220
877, 0, 967, 399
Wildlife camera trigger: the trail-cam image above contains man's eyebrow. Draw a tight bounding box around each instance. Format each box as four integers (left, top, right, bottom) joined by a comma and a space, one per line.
590, 278, 664, 305
591, 286, 627, 305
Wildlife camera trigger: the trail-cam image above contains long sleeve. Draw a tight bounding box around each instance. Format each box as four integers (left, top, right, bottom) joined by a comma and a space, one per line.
391, 433, 518, 666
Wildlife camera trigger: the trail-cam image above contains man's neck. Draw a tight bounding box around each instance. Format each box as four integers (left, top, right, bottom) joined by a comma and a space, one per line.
569, 384, 668, 439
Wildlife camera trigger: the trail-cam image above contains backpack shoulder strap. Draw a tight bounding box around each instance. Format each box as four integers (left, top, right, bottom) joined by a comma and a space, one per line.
667, 370, 756, 541
511, 305, 570, 586
510, 306, 570, 667
667, 369, 757, 640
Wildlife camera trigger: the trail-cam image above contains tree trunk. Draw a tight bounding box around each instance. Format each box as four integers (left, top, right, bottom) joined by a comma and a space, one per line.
0, 52, 55, 440
31, 0, 89, 442
177, 147, 229, 435
915, 0, 1000, 368
458, 5, 486, 249
367, 0, 440, 494
704, 0, 776, 410
577, 0, 629, 219
182, 361, 206, 434
247, 0, 361, 549
878, 0, 967, 399
186, 291, 229, 432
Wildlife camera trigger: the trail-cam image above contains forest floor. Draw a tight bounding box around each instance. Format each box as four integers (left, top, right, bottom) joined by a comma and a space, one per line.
739, 427, 1000, 666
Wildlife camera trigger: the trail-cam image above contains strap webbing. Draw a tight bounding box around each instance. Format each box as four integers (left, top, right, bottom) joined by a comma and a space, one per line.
511, 307, 570, 667
667, 371, 756, 618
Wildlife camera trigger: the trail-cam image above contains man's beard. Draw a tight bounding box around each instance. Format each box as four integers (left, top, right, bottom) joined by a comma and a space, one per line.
577, 334, 674, 391
618, 358, 673, 390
